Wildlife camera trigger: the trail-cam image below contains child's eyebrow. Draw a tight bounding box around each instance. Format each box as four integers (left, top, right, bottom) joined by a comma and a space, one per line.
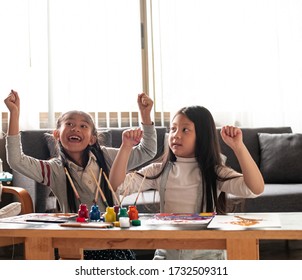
64, 117, 90, 125
171, 121, 193, 126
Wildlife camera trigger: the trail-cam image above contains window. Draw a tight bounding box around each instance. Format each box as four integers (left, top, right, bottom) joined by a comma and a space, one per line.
0, 0, 144, 131
1, 0, 302, 132
149, 0, 302, 131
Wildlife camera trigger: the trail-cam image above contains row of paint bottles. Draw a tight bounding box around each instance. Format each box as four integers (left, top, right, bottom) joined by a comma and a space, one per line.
103, 205, 139, 222
76, 204, 139, 224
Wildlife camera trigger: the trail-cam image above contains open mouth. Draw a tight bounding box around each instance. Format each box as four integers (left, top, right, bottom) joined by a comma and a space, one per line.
68, 135, 82, 142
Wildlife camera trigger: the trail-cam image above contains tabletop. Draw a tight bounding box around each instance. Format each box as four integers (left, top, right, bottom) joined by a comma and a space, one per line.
1, 212, 302, 260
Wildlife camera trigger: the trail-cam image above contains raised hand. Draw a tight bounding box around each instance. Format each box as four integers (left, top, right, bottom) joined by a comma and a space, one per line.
137, 93, 153, 125
220, 125, 243, 151
4, 90, 20, 114
122, 128, 143, 148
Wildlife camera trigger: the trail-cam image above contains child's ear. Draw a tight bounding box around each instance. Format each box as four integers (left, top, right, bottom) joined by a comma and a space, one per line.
89, 135, 97, 146
53, 129, 60, 140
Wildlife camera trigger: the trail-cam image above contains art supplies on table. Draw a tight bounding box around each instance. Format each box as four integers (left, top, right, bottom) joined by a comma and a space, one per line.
207, 213, 282, 229
0, 213, 77, 224
103, 206, 116, 222
89, 204, 101, 221
25, 213, 78, 223
145, 212, 215, 225
127, 205, 139, 220
119, 217, 130, 228
60, 222, 113, 228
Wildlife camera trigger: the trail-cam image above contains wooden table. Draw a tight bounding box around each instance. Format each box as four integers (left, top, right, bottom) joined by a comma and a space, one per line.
1, 212, 302, 260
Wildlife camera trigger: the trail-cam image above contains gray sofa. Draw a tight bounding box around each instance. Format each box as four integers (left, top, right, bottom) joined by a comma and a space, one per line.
218, 127, 302, 212
5, 126, 302, 213
9, 127, 167, 213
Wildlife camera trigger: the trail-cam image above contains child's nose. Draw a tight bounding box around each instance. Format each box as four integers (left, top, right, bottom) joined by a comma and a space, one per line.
173, 131, 181, 139
71, 126, 80, 132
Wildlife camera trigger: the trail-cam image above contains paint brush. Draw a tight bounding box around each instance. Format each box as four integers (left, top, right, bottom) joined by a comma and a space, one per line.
64, 167, 81, 204
120, 173, 133, 206
134, 170, 147, 206
98, 167, 102, 186
94, 168, 103, 203
120, 172, 135, 206
103, 171, 121, 206
94, 187, 98, 204
89, 168, 109, 207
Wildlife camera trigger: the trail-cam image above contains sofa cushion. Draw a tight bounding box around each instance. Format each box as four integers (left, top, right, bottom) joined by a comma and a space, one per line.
21, 130, 51, 159
218, 127, 292, 172
258, 133, 302, 183
44, 132, 58, 158
98, 129, 113, 147
242, 184, 302, 212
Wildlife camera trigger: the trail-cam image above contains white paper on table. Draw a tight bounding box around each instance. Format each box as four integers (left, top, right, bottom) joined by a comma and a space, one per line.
0, 213, 77, 224
207, 213, 281, 229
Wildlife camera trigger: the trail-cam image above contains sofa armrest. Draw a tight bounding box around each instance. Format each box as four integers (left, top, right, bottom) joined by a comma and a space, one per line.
2, 186, 34, 214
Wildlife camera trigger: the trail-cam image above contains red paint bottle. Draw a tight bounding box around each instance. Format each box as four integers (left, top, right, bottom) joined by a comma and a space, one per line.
76, 203, 88, 222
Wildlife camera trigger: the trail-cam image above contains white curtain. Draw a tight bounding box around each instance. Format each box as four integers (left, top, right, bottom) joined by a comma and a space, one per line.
150, 0, 302, 132
0, 0, 142, 130
1, 0, 302, 132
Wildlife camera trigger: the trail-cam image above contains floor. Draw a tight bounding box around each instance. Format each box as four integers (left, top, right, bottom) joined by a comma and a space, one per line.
259, 240, 302, 260
1, 240, 302, 260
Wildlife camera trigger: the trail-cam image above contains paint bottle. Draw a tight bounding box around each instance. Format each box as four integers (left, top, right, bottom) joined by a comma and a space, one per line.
114, 205, 120, 221
89, 204, 101, 221
119, 217, 130, 228
76, 203, 88, 222
127, 205, 139, 220
104, 206, 116, 222
118, 207, 129, 220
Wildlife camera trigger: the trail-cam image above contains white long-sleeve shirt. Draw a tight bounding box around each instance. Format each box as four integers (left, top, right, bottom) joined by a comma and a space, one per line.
117, 156, 260, 260
117, 157, 258, 212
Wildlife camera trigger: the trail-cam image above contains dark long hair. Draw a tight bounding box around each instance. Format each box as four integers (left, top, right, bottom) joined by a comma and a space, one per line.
178, 106, 225, 213
55, 111, 112, 213
141, 106, 236, 214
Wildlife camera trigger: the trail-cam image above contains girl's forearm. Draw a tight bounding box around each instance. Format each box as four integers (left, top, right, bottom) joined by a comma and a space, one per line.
7, 110, 20, 136
234, 145, 264, 195
141, 114, 152, 125
109, 144, 133, 191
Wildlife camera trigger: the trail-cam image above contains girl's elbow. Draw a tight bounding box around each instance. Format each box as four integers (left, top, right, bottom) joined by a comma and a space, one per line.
6, 157, 18, 170
253, 183, 265, 195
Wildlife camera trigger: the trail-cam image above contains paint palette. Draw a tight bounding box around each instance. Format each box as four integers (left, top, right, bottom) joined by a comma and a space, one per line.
146, 212, 215, 225
154, 212, 215, 220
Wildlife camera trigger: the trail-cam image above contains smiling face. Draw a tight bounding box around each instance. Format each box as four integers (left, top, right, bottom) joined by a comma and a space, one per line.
53, 111, 96, 164
168, 113, 196, 158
